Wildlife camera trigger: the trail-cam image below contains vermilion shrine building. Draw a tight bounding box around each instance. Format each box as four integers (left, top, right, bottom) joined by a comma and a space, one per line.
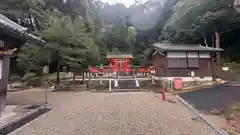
107, 52, 133, 74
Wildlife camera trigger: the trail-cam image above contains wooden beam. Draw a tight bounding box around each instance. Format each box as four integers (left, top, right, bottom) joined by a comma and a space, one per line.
0, 48, 17, 55
152, 50, 165, 57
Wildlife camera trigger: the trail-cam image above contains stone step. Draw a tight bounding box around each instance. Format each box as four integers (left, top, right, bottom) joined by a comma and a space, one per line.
53, 84, 87, 91
117, 80, 140, 90
111, 89, 146, 92
118, 76, 134, 79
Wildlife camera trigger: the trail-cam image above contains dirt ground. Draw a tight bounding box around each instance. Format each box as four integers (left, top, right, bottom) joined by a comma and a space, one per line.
6, 88, 47, 106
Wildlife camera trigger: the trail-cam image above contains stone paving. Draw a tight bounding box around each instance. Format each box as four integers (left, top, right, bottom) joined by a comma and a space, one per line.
7, 90, 218, 135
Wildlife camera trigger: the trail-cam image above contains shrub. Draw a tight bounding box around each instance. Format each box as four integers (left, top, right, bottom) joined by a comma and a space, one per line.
26, 77, 41, 86
22, 72, 37, 81
10, 75, 22, 82
47, 72, 69, 83
232, 102, 240, 113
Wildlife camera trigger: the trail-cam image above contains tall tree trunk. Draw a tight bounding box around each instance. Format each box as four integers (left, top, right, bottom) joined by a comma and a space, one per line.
204, 36, 208, 47
28, 15, 34, 30
73, 72, 76, 84
56, 47, 60, 85
215, 32, 220, 65
82, 71, 85, 84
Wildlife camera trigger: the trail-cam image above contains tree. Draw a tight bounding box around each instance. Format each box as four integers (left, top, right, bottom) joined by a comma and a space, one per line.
0, 0, 37, 30
17, 43, 49, 74
163, 0, 240, 44
127, 27, 137, 45
39, 9, 99, 70
127, 26, 138, 53
14, 0, 101, 76
102, 20, 130, 52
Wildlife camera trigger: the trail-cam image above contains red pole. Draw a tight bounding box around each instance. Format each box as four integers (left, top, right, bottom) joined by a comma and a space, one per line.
162, 87, 166, 101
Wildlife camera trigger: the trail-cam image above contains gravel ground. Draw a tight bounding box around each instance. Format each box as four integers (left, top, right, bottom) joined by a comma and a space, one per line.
7, 90, 218, 135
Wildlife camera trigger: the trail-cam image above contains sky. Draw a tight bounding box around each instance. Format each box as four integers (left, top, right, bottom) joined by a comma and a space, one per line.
100, 0, 141, 7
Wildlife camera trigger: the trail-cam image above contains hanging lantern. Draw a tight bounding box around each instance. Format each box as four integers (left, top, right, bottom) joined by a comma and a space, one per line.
234, 0, 240, 13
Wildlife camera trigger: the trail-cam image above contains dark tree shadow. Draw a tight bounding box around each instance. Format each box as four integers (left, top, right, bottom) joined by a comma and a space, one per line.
179, 85, 240, 115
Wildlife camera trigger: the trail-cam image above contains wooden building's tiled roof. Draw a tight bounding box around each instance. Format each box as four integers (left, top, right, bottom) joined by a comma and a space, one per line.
0, 13, 45, 43
153, 43, 223, 52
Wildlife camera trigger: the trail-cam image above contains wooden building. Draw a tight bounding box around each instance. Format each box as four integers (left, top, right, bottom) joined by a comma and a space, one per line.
0, 14, 44, 117
151, 43, 223, 82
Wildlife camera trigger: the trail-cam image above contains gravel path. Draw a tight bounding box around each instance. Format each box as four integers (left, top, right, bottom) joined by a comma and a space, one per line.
9, 91, 218, 135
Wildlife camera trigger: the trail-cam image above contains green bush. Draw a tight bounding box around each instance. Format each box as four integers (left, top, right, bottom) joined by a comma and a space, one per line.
26, 77, 41, 86
47, 72, 69, 83
10, 75, 22, 82
22, 72, 37, 81
232, 102, 240, 113
230, 63, 240, 73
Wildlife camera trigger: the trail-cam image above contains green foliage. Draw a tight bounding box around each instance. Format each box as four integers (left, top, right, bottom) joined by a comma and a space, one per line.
10, 75, 22, 82
17, 43, 48, 73
163, 0, 240, 43
22, 72, 37, 81
232, 102, 240, 113
225, 43, 240, 62
4, 0, 240, 77
39, 10, 98, 70
26, 77, 41, 86
102, 23, 130, 52
11, 0, 101, 75
0, 0, 31, 26
127, 26, 137, 52
47, 72, 69, 83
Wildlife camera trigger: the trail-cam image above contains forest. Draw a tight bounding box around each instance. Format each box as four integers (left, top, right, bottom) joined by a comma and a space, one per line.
1, 0, 240, 79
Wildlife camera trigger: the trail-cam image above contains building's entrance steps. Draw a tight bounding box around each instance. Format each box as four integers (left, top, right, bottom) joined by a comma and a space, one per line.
90, 78, 153, 92
116, 79, 140, 90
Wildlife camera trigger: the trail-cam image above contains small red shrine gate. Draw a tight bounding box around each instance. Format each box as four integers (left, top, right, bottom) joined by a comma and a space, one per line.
88, 52, 154, 77
107, 52, 133, 74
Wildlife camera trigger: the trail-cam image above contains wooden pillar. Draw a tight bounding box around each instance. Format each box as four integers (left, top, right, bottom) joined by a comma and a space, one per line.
215, 32, 220, 65
0, 55, 10, 117
211, 52, 216, 80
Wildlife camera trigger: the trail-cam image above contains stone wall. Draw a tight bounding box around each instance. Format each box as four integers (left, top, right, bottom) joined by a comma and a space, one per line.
183, 81, 213, 88
153, 79, 214, 91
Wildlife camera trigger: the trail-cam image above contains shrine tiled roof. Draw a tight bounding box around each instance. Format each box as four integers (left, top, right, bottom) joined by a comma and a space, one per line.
0, 13, 45, 43
153, 43, 223, 52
